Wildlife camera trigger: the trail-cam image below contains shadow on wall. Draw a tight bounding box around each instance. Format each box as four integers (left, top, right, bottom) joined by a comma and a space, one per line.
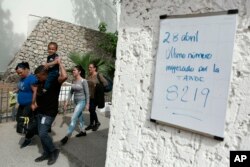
71, 0, 117, 32
0, 0, 25, 73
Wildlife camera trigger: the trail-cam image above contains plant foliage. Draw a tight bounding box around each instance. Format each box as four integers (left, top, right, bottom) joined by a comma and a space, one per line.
68, 22, 117, 80
98, 22, 118, 59
69, 52, 115, 79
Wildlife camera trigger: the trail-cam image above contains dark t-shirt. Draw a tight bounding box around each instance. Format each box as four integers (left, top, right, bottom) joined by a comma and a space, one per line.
47, 53, 59, 72
36, 79, 62, 117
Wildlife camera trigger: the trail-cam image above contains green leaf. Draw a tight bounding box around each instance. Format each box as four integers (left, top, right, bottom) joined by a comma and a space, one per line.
68, 52, 115, 79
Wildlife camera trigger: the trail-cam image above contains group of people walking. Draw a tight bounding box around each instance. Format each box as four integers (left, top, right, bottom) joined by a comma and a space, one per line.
15, 42, 108, 165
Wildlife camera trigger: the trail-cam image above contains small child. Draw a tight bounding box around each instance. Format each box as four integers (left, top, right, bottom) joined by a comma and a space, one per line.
42, 42, 60, 92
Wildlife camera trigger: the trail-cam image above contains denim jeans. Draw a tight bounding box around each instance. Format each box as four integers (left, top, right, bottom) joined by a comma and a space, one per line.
37, 114, 55, 156
44, 70, 59, 90
67, 100, 86, 136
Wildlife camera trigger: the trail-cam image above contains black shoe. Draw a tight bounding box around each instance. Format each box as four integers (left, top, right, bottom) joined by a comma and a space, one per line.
20, 139, 31, 148
60, 136, 68, 145
48, 127, 52, 133
85, 124, 94, 131
92, 122, 101, 131
35, 154, 49, 162
75, 131, 87, 137
47, 149, 60, 165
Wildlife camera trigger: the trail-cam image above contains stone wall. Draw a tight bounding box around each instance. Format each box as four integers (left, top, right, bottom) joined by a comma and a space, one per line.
106, 0, 250, 167
3, 17, 110, 82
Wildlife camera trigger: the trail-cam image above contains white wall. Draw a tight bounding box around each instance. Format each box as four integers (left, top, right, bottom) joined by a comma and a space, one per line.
0, 0, 117, 72
106, 0, 250, 167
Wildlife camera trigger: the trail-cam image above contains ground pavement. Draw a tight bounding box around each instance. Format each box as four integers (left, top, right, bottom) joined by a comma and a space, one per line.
0, 111, 110, 167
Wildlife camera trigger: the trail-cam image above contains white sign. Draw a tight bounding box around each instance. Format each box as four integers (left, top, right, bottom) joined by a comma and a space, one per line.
151, 12, 237, 138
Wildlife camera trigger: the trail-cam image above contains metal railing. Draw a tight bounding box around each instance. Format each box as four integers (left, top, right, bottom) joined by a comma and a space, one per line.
0, 83, 112, 123
0, 84, 75, 123
0, 83, 16, 123
58, 85, 74, 113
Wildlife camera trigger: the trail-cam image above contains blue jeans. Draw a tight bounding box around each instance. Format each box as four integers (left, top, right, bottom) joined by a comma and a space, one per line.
44, 70, 59, 90
37, 114, 55, 156
67, 100, 86, 136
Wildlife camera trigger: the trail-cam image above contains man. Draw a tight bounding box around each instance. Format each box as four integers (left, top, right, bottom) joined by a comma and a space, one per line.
34, 58, 67, 165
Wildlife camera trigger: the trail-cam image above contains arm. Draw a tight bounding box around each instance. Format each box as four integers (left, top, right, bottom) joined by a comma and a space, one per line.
57, 59, 68, 84
31, 85, 38, 111
12, 88, 18, 93
83, 80, 90, 110
31, 85, 37, 104
99, 73, 108, 86
43, 56, 59, 68
45, 60, 58, 67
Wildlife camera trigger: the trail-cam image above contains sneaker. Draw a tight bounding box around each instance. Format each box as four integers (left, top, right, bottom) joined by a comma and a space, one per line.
35, 154, 49, 162
60, 136, 68, 145
47, 149, 60, 165
20, 139, 31, 148
92, 122, 101, 131
75, 131, 87, 137
85, 124, 94, 131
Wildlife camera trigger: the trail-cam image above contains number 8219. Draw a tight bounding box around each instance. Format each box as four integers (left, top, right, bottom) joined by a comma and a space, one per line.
166, 85, 210, 108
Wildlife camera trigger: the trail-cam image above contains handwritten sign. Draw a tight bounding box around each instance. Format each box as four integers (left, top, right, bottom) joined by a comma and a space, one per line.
151, 13, 237, 138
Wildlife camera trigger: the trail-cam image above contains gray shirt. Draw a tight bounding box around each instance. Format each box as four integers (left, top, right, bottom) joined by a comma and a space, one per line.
68, 78, 90, 104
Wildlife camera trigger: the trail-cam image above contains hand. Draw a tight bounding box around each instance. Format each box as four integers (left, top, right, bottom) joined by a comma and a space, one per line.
12, 88, 18, 93
85, 103, 89, 111
31, 103, 38, 111
56, 57, 61, 65
44, 63, 49, 69
63, 102, 68, 111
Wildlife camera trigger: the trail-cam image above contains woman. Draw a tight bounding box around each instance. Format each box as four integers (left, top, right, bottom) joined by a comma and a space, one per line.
85, 63, 108, 131
60, 65, 89, 145
15, 62, 37, 148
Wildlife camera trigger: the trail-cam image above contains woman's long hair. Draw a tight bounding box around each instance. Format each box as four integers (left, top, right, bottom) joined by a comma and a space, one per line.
75, 65, 85, 78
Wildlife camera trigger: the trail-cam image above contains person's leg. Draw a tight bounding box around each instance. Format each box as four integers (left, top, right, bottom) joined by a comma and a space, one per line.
21, 115, 37, 148
44, 70, 59, 91
75, 112, 87, 137
92, 104, 99, 124
35, 114, 59, 165
16, 105, 23, 122
61, 101, 86, 144
16, 105, 24, 133
76, 101, 87, 137
85, 99, 95, 130
35, 114, 50, 162
20, 131, 34, 148
39, 115, 56, 152
91, 100, 101, 131
36, 115, 51, 155
78, 112, 85, 132
22, 105, 31, 117
17, 105, 32, 134
43, 73, 52, 91
67, 101, 85, 135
